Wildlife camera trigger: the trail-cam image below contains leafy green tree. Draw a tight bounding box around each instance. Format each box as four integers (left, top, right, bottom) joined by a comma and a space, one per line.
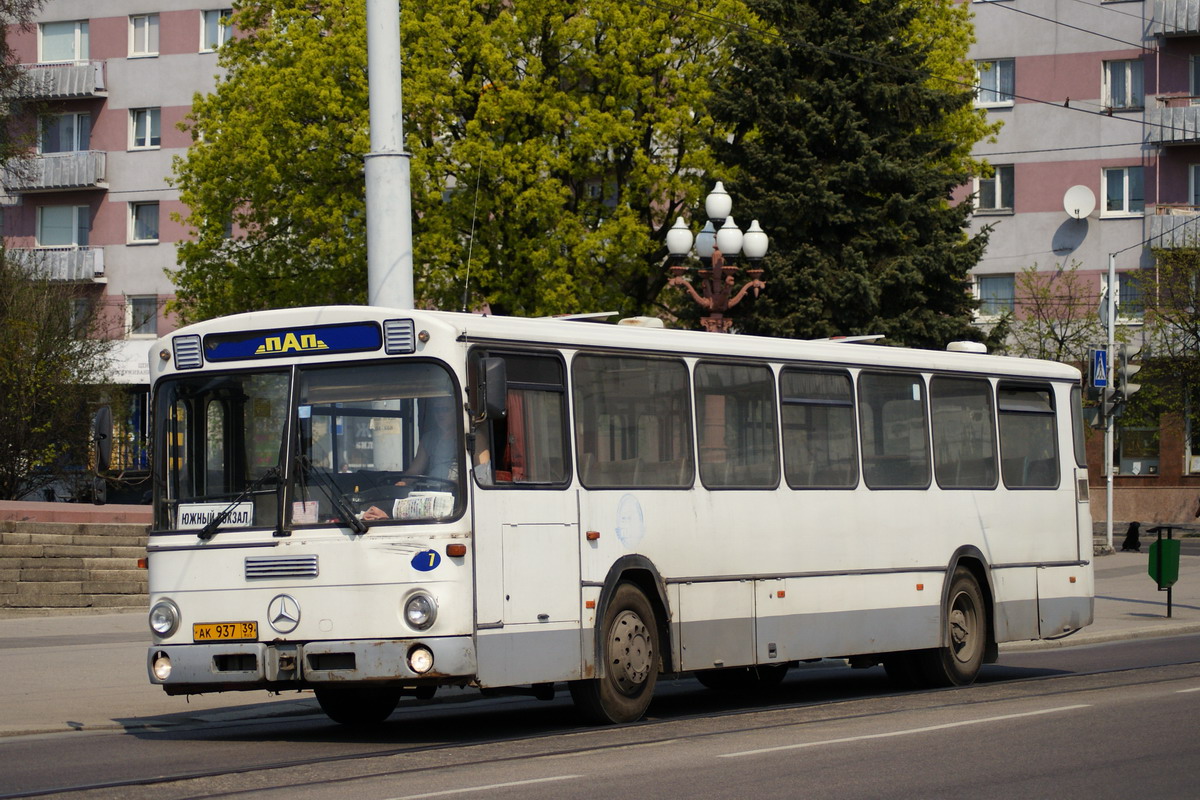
0, 255, 112, 499
999, 261, 1107, 365
1138, 249, 1200, 419
708, 0, 989, 347
171, 0, 754, 322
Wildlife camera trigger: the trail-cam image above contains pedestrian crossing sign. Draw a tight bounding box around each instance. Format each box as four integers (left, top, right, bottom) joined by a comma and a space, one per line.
1091, 348, 1108, 388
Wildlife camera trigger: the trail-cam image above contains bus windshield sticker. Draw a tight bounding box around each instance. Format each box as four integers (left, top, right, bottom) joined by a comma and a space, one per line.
203, 322, 383, 362
412, 549, 441, 572
177, 502, 254, 530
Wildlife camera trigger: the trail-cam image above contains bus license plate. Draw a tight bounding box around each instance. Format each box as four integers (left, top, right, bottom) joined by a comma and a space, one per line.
193, 621, 258, 642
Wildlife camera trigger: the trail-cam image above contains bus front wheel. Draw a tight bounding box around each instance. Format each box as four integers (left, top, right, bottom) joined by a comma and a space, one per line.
315, 686, 401, 726
569, 582, 659, 724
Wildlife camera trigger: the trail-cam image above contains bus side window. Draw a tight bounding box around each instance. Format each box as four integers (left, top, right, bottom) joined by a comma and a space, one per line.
780, 369, 858, 488
695, 362, 779, 488
473, 352, 569, 487
998, 384, 1059, 489
573, 354, 694, 488
858, 372, 930, 489
930, 376, 998, 489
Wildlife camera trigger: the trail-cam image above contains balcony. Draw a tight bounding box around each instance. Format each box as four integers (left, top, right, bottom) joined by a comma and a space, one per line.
1156, 0, 1200, 35
18, 61, 106, 99
1, 151, 106, 193
1149, 206, 1200, 248
1146, 99, 1200, 144
6, 246, 105, 281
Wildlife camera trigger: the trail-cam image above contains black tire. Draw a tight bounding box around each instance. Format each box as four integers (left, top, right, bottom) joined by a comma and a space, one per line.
916, 566, 987, 687
695, 663, 789, 693
314, 686, 401, 726
569, 582, 660, 724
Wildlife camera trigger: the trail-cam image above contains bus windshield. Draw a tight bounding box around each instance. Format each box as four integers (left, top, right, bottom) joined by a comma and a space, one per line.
154, 361, 463, 532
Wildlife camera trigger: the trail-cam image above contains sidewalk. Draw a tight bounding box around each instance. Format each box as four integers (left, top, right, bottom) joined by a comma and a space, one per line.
0, 547, 1195, 737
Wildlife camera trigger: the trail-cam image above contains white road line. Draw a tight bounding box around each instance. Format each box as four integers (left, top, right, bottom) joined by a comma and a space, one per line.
387, 774, 585, 800
720, 704, 1092, 758
1177, 687, 1200, 694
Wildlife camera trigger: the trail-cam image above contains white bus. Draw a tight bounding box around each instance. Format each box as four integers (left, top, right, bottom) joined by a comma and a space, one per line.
139, 306, 1093, 725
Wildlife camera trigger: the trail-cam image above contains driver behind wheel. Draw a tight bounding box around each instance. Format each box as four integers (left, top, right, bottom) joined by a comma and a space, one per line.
362, 395, 458, 520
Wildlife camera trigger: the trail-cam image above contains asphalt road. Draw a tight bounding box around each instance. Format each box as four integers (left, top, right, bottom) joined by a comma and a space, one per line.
1, 634, 1197, 800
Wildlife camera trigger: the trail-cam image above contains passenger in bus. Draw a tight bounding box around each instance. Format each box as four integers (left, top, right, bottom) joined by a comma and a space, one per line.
361, 396, 458, 521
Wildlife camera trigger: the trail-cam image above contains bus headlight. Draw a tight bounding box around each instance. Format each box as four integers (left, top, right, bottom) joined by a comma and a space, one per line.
149, 600, 180, 637
404, 593, 437, 631
408, 645, 434, 674
152, 651, 172, 681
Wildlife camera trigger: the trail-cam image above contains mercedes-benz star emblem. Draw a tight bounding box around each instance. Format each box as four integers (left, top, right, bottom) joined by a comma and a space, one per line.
267, 594, 301, 634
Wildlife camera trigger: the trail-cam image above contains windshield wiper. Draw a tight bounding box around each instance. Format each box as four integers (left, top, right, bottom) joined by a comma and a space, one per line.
198, 466, 279, 541
298, 457, 368, 534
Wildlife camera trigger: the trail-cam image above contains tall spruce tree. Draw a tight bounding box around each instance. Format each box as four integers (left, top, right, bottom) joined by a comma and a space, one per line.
711, 0, 987, 347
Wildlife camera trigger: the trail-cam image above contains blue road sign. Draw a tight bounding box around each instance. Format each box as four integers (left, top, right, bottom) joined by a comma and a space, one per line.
1091, 348, 1108, 388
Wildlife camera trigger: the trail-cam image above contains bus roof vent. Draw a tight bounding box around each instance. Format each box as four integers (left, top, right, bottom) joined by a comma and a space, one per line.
383, 318, 416, 354
946, 341, 988, 354
617, 316, 665, 328
173, 334, 203, 369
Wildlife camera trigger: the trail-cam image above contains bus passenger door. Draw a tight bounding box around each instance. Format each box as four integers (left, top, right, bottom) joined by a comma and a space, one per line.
469, 352, 581, 687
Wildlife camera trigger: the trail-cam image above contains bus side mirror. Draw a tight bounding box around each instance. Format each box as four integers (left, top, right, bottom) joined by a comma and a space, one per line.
481, 357, 507, 421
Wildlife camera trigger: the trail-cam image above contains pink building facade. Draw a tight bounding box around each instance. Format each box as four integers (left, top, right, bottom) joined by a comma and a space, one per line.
967, 0, 1200, 521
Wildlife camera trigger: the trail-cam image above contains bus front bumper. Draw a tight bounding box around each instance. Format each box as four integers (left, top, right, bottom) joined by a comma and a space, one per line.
147, 636, 477, 693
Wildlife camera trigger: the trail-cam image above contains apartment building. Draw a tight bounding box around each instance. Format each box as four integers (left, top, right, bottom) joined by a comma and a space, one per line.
2, 2, 230, 474
967, 0, 1200, 520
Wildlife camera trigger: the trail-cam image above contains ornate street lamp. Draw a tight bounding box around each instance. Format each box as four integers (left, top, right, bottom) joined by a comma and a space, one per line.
665, 182, 768, 333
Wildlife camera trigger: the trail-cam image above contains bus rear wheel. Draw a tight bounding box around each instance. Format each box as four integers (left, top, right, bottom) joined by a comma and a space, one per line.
569, 582, 659, 724
315, 686, 401, 726
919, 566, 987, 687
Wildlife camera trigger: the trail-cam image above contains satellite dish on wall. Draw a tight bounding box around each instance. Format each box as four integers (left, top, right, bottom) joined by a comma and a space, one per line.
1063, 185, 1096, 219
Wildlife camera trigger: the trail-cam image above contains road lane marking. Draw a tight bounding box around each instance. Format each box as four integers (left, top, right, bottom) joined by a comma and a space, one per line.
720, 704, 1092, 758
1177, 687, 1200, 694
387, 774, 584, 799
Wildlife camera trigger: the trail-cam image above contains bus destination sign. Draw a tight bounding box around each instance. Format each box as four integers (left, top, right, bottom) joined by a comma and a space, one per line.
203, 322, 383, 362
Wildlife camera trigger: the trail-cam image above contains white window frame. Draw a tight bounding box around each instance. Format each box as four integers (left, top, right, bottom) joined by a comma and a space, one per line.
35, 205, 90, 247
38, 112, 91, 154
1102, 166, 1145, 217
129, 14, 160, 58
975, 274, 1015, 319
38, 20, 89, 63
127, 295, 159, 337
975, 165, 1014, 213
1190, 164, 1200, 208
1103, 59, 1143, 111
1192, 55, 1200, 105
201, 9, 234, 52
130, 108, 161, 150
129, 201, 160, 244
975, 58, 1015, 107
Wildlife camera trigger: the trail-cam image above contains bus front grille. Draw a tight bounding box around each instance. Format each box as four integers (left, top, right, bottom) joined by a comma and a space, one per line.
245, 555, 319, 580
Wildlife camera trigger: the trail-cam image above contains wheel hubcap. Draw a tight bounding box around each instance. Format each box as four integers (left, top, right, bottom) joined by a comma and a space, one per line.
609, 609, 652, 695
948, 591, 979, 664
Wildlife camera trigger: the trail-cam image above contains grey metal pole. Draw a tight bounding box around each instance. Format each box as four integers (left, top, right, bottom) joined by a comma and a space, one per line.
1106, 252, 1116, 551
365, 0, 413, 309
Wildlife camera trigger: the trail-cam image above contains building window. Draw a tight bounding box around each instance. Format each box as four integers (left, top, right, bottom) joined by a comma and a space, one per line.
39, 20, 88, 63
975, 59, 1014, 106
976, 164, 1014, 212
1118, 271, 1146, 319
1103, 59, 1143, 110
1118, 426, 1159, 476
130, 202, 160, 243
1103, 167, 1144, 215
36, 205, 89, 247
1191, 165, 1200, 207
977, 274, 1015, 316
128, 296, 159, 337
202, 9, 234, 51
1191, 56, 1200, 105
129, 14, 159, 57
130, 108, 161, 149
39, 112, 91, 153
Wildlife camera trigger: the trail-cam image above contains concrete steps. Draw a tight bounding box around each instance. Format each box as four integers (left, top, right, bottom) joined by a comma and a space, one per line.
0, 521, 148, 611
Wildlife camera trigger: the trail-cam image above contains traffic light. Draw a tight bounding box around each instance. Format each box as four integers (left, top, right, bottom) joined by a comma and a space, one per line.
1102, 385, 1123, 421
1118, 343, 1142, 402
